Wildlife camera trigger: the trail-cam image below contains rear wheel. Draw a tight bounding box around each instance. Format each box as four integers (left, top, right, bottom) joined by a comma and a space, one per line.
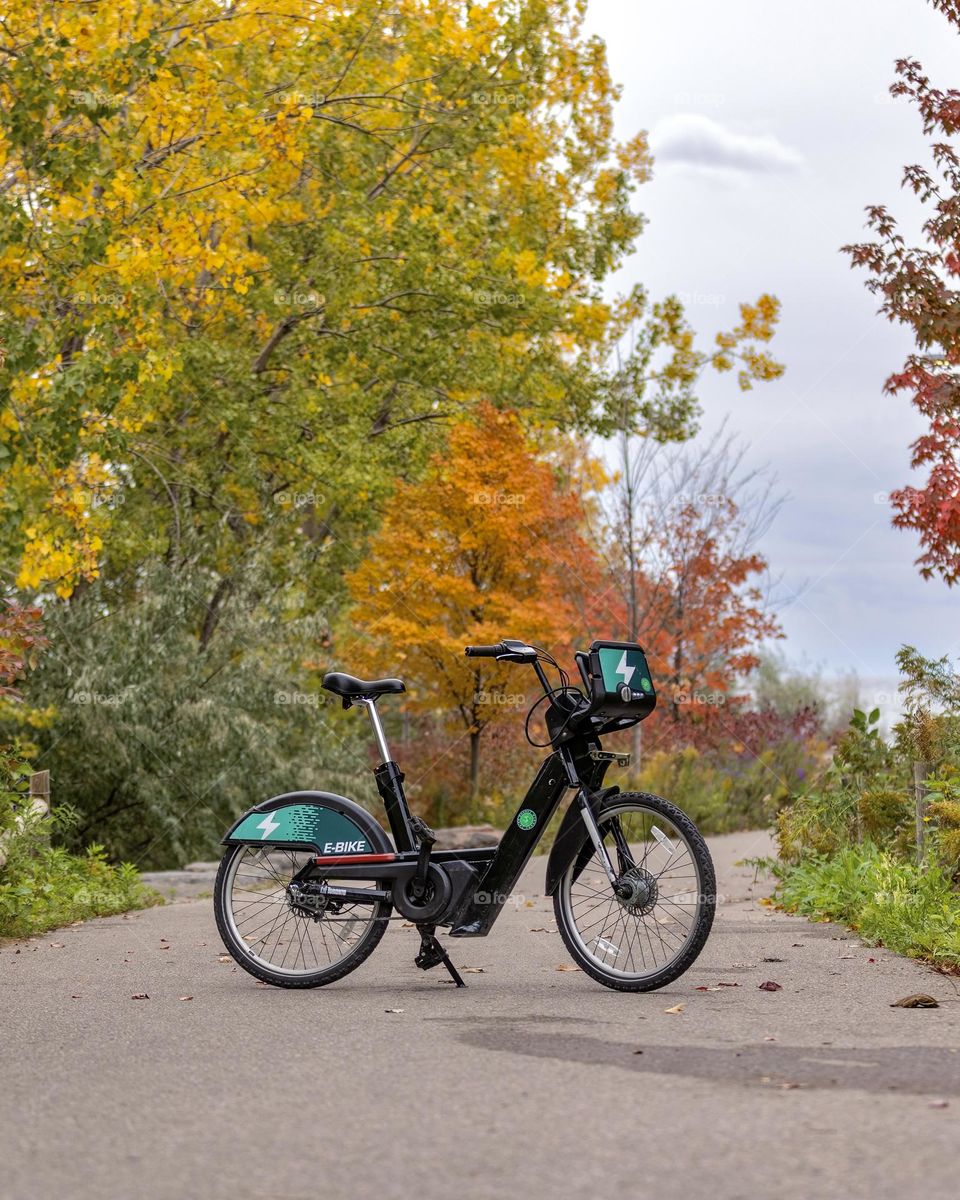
214, 844, 391, 988
553, 792, 715, 992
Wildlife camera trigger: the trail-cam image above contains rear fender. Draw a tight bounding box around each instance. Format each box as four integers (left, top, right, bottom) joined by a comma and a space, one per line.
222, 791, 391, 857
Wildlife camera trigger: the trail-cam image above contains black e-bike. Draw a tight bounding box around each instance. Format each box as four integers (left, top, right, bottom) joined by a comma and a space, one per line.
214, 639, 716, 992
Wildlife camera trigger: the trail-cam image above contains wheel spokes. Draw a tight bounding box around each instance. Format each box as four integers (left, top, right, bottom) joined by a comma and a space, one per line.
225, 847, 383, 976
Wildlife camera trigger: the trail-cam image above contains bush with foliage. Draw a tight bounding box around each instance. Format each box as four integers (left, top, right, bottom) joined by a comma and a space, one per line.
0, 739, 158, 938
774, 843, 960, 969
4, 564, 375, 869
772, 647, 960, 968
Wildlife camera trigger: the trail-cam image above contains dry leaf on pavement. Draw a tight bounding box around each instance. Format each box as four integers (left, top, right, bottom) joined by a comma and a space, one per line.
664, 1003, 685, 1014
758, 981, 782, 992
890, 994, 939, 1008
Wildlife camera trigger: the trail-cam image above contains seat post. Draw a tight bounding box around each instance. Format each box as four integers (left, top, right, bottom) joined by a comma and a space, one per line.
358, 697, 392, 765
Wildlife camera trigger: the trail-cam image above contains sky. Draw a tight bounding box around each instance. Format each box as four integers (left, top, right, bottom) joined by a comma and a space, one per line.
584, 0, 960, 702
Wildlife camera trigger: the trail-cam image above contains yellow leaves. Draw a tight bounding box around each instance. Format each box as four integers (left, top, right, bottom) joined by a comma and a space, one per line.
617, 131, 654, 185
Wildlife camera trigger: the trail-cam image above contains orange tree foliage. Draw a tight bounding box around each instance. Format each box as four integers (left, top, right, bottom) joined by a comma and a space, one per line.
611, 497, 782, 740
0, 600, 47, 699
344, 405, 602, 798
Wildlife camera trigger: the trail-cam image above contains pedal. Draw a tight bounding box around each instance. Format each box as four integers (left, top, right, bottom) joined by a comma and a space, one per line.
588, 749, 631, 768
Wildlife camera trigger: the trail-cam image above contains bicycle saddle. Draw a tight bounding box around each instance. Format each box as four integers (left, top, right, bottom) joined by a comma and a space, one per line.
322, 672, 406, 699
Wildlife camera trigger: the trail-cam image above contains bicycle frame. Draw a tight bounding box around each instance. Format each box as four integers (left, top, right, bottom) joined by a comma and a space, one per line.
300, 694, 625, 938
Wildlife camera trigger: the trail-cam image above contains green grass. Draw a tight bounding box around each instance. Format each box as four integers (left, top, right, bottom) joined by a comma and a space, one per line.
0, 842, 161, 939
774, 842, 960, 972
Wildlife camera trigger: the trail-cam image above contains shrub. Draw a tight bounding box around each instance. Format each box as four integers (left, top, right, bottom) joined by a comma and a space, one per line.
775, 843, 960, 970
6, 567, 372, 868
0, 739, 158, 937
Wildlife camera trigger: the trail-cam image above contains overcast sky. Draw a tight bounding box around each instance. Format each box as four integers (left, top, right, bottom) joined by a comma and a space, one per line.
585, 0, 960, 697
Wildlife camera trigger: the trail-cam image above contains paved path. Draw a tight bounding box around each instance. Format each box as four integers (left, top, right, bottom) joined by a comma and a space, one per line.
3, 829, 958, 1200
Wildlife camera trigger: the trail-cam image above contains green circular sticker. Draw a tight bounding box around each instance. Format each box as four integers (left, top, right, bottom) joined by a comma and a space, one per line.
516, 809, 537, 831
640, 677, 652, 692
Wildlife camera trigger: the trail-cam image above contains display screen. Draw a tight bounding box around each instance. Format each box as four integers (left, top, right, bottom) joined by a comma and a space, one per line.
596, 644, 654, 700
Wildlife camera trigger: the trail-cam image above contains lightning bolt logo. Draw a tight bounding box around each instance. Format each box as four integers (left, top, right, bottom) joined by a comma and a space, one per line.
615, 650, 636, 688
256, 813, 281, 839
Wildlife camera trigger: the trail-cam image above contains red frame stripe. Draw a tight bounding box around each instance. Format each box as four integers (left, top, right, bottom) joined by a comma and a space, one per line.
313, 852, 396, 866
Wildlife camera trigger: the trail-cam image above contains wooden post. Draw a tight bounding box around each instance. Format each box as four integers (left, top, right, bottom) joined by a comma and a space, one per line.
0, 771, 50, 869
914, 760, 932, 866
29, 770, 50, 818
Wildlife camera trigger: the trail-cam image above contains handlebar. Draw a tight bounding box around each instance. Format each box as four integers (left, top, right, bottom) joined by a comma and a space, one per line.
464, 643, 506, 658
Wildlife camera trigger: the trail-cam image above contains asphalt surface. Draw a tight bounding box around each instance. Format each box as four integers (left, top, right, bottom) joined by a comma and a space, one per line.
4, 829, 959, 1200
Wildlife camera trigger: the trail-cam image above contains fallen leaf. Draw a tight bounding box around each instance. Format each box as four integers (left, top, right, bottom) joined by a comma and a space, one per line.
792, 942, 804, 947
218, 954, 231, 963
401, 922, 414, 928
890, 994, 939, 1008
530, 927, 553, 933
555, 964, 578, 972
385, 1008, 404, 1013
633, 1049, 644, 1055
758, 981, 782, 992
459, 967, 485, 974
694, 986, 709, 991
762, 956, 784, 963
130, 993, 149, 1000
780, 1082, 800, 1090
524, 900, 535, 908
50, 942, 64, 948
71, 994, 81, 1000
764, 1035, 777, 1041
867, 957, 876, 963
178, 996, 193, 1002
664, 1003, 685, 1014
717, 981, 740, 988
929, 1099, 949, 1109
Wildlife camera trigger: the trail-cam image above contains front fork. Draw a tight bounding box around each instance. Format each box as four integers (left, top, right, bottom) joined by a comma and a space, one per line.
565, 748, 633, 899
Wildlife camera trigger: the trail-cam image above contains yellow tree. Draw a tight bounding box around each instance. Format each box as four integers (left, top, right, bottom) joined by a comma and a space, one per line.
0, 0, 651, 604
345, 405, 601, 798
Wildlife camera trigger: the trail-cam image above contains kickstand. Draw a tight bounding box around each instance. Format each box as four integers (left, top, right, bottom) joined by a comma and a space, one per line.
415, 925, 466, 988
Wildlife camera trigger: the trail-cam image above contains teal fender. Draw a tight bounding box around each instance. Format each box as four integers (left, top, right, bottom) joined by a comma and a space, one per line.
222, 791, 391, 857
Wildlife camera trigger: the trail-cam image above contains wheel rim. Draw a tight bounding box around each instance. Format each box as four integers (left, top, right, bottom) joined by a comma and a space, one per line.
559, 803, 706, 981
222, 845, 386, 977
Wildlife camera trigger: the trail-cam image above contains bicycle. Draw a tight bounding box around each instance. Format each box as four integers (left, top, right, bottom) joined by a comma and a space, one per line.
214, 639, 716, 992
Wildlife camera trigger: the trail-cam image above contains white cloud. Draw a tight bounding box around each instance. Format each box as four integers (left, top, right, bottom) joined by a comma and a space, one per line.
650, 113, 803, 174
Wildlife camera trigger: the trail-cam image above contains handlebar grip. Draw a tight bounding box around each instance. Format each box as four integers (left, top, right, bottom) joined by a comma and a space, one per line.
464, 643, 505, 658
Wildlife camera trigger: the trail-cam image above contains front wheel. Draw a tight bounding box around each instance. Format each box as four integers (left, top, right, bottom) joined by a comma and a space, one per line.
553, 792, 716, 992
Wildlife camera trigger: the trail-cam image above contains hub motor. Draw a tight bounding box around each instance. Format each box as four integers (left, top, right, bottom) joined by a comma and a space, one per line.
614, 866, 658, 916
